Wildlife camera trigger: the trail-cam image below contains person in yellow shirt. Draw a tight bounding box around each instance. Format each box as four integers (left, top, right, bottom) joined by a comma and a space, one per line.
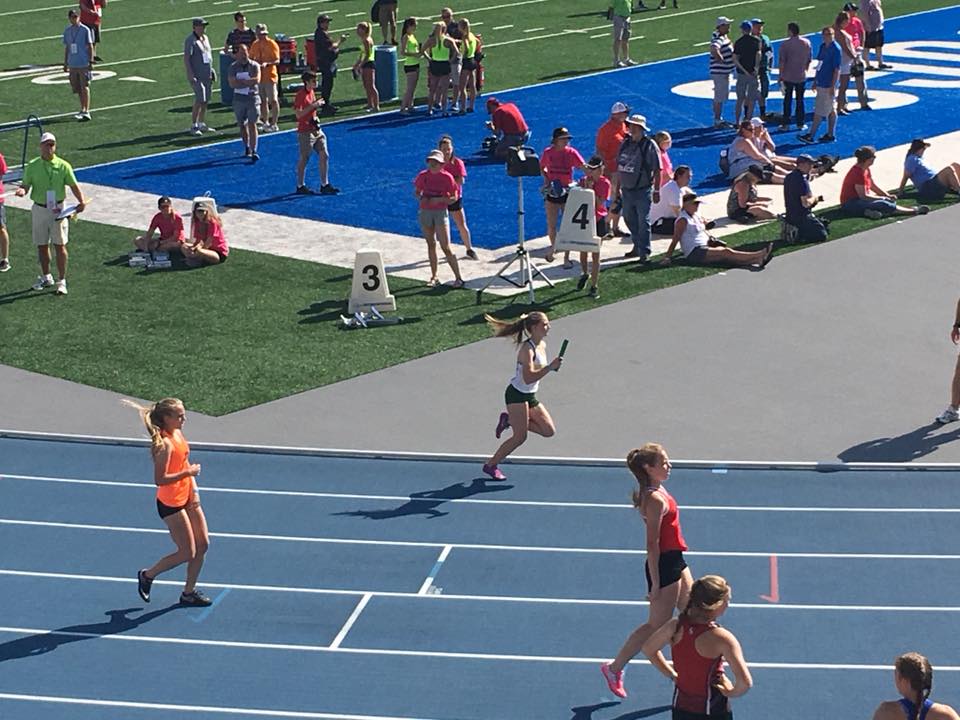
250, 24, 280, 131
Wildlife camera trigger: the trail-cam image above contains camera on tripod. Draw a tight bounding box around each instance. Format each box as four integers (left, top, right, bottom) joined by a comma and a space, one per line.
505, 146, 541, 177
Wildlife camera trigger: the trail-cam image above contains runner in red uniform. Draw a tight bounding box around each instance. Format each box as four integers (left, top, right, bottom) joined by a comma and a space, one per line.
642, 575, 753, 720
601, 443, 694, 698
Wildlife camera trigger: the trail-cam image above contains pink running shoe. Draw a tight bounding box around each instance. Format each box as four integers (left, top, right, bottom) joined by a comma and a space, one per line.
600, 662, 627, 698
495, 411, 510, 439
482, 463, 507, 481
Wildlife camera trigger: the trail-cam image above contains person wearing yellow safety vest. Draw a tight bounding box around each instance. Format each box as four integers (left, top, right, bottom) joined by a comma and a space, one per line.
351, 22, 380, 113
421, 22, 459, 117
399, 17, 420, 114
455, 18, 479, 114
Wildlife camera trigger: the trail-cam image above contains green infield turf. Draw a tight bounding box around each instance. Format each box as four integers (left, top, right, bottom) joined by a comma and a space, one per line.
0, 193, 948, 416
0, 0, 954, 169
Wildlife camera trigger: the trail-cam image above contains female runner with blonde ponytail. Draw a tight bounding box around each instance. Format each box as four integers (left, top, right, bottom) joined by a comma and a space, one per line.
872, 653, 959, 720
124, 398, 212, 607
481, 311, 562, 480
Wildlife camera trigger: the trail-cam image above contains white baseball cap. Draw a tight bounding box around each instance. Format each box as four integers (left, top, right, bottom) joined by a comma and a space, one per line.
625, 114, 649, 130
749, 117, 764, 127
610, 101, 629, 114
40, 132, 57, 144
716, 16, 733, 26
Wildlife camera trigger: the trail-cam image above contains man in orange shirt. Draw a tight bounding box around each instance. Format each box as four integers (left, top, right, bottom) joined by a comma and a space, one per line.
250, 24, 280, 132
595, 101, 629, 236
78, 0, 105, 62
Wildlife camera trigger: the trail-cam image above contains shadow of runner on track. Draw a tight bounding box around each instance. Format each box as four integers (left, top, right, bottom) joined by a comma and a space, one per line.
331, 478, 514, 520
0, 604, 184, 663
570, 701, 672, 719
837, 423, 960, 462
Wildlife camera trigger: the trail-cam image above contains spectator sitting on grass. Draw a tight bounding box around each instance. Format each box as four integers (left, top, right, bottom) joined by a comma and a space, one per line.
183, 203, 229, 267
727, 165, 775, 222
661, 193, 773, 269
783, 154, 829, 242
896, 138, 960, 203
840, 145, 928, 219
750, 117, 796, 173
135, 196, 185, 253
651, 164, 692, 236
727, 121, 786, 184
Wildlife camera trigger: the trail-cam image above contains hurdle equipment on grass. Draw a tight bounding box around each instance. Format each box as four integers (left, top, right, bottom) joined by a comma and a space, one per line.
348, 248, 396, 314
0, 114, 43, 183
555, 186, 601, 254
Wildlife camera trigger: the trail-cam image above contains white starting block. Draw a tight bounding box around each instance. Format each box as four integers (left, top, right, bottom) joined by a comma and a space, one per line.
340, 306, 405, 329
555, 186, 602, 254
348, 248, 396, 314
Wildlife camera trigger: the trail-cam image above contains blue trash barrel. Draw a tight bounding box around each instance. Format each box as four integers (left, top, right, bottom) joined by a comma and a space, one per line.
374, 45, 398, 102
219, 52, 234, 105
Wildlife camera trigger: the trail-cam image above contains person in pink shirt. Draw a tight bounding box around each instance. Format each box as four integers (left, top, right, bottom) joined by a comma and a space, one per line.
134, 196, 186, 253
576, 155, 610, 299
653, 131, 674, 188
183, 202, 229, 266
438, 135, 476, 261
0, 152, 9, 272
414, 149, 464, 288
540, 126, 585, 266
841, 3, 871, 111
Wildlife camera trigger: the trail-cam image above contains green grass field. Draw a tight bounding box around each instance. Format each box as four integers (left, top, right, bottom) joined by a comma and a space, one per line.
0, 0, 956, 415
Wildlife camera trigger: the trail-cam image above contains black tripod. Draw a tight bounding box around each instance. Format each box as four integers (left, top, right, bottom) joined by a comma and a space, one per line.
476, 173, 554, 305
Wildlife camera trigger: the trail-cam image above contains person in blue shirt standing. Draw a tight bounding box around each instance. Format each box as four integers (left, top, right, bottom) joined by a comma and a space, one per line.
799, 26, 841, 144
896, 138, 960, 202
63, 9, 95, 122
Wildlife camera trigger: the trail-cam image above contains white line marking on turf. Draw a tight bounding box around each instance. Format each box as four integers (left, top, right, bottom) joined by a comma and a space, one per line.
329, 593, 372, 649
291, 6, 313, 10
0, 1, 127, 17
346, 11, 364, 16
8, 569, 960, 612
0, 693, 440, 720
590, 33, 608, 39
10, 471, 960, 513
492, 24, 514, 30
418, 545, 453, 594
5, 518, 960, 559
524, 27, 546, 33
0, 631, 956, 670
797, 5, 816, 9
658, 38, 679, 44
693, 40, 712, 46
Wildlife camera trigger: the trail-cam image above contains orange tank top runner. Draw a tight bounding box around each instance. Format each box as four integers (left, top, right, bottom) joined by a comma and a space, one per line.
157, 429, 193, 507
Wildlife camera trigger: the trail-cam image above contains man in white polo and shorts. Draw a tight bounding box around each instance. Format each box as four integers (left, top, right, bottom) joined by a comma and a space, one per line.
294, 71, 339, 195
15, 133, 87, 296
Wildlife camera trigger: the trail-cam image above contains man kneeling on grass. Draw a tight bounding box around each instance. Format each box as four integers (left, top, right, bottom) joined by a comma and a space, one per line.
660, 193, 772, 269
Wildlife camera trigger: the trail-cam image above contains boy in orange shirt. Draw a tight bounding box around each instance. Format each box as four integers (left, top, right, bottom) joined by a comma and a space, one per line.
250, 24, 281, 131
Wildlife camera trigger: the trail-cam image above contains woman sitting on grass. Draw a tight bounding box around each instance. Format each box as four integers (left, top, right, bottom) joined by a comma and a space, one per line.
183, 203, 229, 267
662, 193, 772, 269
727, 166, 775, 223
134, 196, 185, 253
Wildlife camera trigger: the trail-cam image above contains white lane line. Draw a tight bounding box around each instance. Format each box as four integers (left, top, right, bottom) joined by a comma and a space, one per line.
329, 593, 372, 649
6, 569, 960, 612
694, 40, 712, 46
524, 27, 546, 33
214, 0, 233, 4
0, 1, 126, 17
564, 0, 764, 37
492, 24, 514, 30
239, 2, 261, 6
7, 471, 960, 513
291, 6, 313, 11
4, 518, 959, 559
797, 5, 816, 9
590, 33, 608, 39
28, 90, 220, 123
658, 38, 679, 44
189, 0, 206, 3
0, 693, 439, 720
0, 630, 955, 670
346, 11, 365, 16
417, 545, 453, 595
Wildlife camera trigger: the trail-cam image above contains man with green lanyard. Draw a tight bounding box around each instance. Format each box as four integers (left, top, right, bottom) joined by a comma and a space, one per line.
607, 0, 636, 68
751, 18, 774, 119
15, 132, 87, 296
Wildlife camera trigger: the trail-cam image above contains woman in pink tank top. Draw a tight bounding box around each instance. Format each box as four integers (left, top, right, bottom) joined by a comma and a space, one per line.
602, 442, 694, 699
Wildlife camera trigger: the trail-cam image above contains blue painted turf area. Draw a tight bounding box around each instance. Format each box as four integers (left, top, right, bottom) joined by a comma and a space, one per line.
3, 435, 960, 719
75, 7, 960, 251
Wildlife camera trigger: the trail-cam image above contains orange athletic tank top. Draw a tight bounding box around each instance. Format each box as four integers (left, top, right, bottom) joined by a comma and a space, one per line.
157, 429, 193, 507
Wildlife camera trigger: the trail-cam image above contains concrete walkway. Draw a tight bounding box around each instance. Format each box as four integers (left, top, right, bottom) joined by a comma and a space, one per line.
4, 201, 960, 463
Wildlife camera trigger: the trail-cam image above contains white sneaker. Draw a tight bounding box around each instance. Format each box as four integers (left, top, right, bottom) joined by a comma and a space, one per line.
270, 124, 279, 132
624, 58, 638, 66
0, 258, 10, 272
54, 279, 67, 295
615, 60, 626, 68
200, 123, 216, 133
936, 407, 959, 424
32, 274, 54, 291
190, 126, 202, 136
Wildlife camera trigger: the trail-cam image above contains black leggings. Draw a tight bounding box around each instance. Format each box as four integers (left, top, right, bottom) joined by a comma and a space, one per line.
781, 81, 806, 128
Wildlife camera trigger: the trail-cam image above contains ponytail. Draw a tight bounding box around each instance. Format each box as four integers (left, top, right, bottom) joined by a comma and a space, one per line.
895, 652, 933, 720
671, 575, 731, 644
484, 311, 547, 345
627, 443, 666, 512
122, 398, 182, 457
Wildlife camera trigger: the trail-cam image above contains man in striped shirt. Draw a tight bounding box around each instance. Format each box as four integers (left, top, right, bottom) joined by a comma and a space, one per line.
709, 17, 736, 128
